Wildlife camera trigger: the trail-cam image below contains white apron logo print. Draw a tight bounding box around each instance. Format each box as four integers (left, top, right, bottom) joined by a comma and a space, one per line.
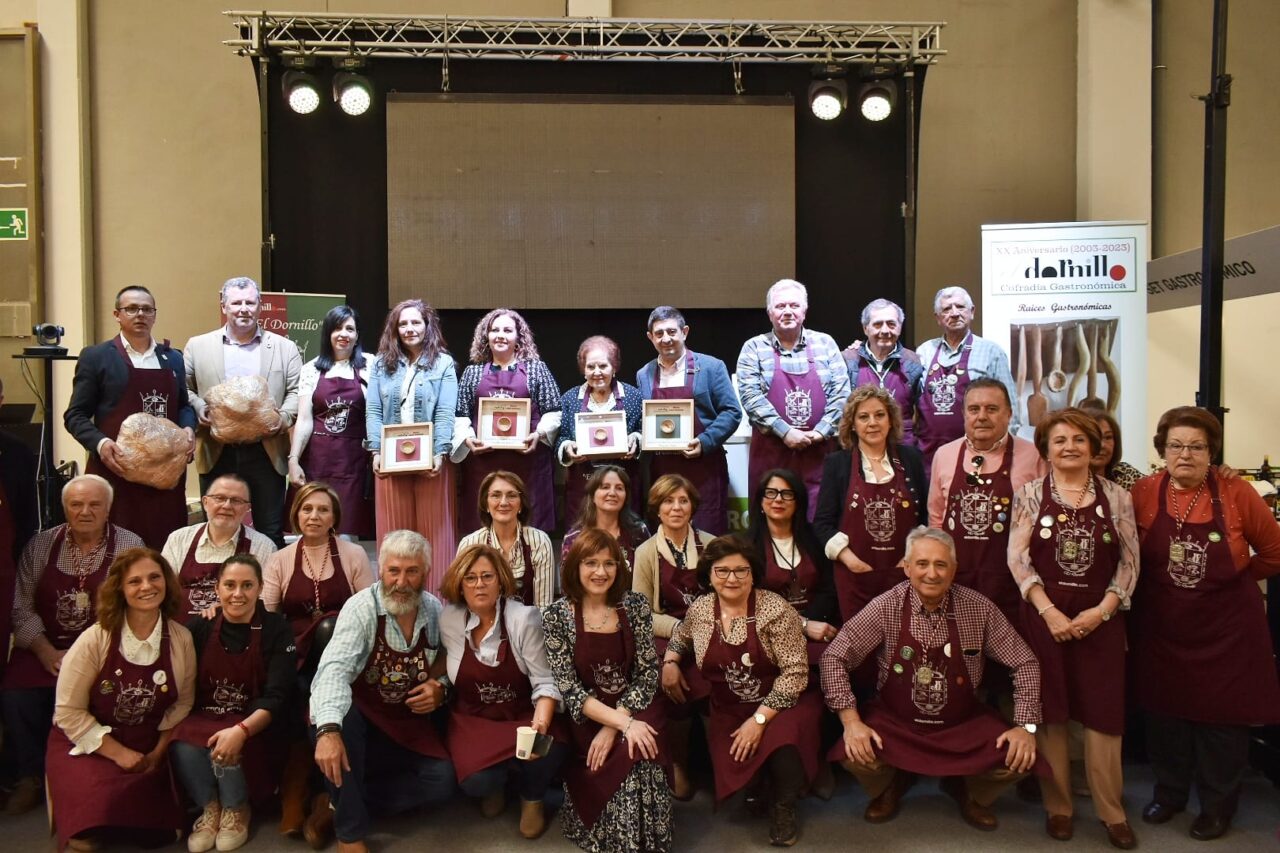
864, 498, 897, 544
320, 399, 351, 433
187, 577, 220, 613
55, 590, 92, 632
1055, 523, 1096, 577
591, 660, 628, 695
723, 660, 763, 702
911, 667, 948, 716
139, 389, 168, 419
786, 577, 808, 607
928, 373, 958, 414
681, 590, 698, 607
477, 682, 518, 705
487, 389, 515, 399
958, 491, 993, 538
207, 678, 249, 715
783, 388, 812, 428
113, 679, 158, 725
1167, 536, 1208, 589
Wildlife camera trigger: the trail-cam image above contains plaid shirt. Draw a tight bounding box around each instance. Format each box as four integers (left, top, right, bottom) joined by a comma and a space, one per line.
819, 580, 1042, 725
915, 332, 1020, 431
736, 329, 850, 438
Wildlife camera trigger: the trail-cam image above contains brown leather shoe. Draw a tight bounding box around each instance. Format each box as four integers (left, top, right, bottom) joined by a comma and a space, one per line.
303, 793, 334, 850
864, 771, 912, 823
519, 800, 547, 840
1103, 820, 1138, 849
940, 777, 998, 831
1046, 814, 1074, 840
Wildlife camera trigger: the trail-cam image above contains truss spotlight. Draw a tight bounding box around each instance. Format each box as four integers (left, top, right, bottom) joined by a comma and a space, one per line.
334, 72, 372, 116
808, 78, 847, 121
283, 70, 320, 114
858, 80, 896, 122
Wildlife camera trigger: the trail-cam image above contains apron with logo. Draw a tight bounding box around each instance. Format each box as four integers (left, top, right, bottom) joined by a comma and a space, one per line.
835, 449, 919, 622
180, 525, 250, 616
350, 614, 449, 758
647, 352, 728, 535
917, 338, 973, 472
945, 440, 1020, 622
280, 536, 353, 667
747, 348, 831, 519
294, 371, 372, 537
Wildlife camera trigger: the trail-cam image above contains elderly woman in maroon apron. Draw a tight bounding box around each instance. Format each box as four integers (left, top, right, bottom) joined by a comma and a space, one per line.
1129, 406, 1280, 841
820, 527, 1046, 830
637, 306, 743, 536
563, 465, 649, 574
631, 473, 711, 800
457, 470, 557, 607
454, 308, 561, 534
815, 386, 928, 627
1008, 409, 1139, 848
46, 547, 196, 852
663, 536, 824, 847
557, 335, 644, 516
287, 304, 373, 538
173, 554, 295, 852
437, 544, 570, 840
543, 527, 672, 853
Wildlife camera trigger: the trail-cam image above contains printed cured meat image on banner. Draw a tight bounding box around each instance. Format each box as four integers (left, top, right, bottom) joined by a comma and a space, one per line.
1009, 318, 1120, 428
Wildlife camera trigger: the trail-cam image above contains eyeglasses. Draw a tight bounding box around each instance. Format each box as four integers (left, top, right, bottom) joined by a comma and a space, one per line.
462, 572, 498, 587
712, 566, 751, 580
1165, 442, 1209, 456
487, 491, 521, 504
763, 488, 797, 502
118, 306, 156, 317
204, 494, 250, 507
582, 559, 619, 572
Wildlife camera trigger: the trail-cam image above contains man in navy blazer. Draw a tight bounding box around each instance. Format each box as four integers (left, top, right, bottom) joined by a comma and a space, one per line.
636, 305, 742, 535
63, 285, 196, 547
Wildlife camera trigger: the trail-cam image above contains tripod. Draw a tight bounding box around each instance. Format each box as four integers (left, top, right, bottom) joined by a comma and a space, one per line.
12, 349, 78, 528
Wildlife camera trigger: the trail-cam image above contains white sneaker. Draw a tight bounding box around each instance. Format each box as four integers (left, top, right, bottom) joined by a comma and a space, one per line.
215, 804, 250, 852
188, 801, 221, 853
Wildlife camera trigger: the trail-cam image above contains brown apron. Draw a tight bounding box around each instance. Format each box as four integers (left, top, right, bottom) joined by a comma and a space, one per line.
746, 348, 832, 519
761, 542, 827, 665
834, 448, 918, 622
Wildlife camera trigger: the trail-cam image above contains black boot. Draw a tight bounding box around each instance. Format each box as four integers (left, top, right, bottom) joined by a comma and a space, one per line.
769, 802, 798, 847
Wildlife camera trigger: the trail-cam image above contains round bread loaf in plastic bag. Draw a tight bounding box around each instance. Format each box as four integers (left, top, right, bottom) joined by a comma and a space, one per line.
205, 375, 280, 445
115, 412, 189, 489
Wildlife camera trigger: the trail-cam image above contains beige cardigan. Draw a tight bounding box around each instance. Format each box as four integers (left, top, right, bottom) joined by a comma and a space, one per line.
630, 528, 713, 639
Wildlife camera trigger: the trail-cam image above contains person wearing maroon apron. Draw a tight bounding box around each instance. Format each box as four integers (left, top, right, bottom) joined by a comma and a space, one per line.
458, 470, 558, 607
290, 369, 373, 538
180, 523, 251, 616
64, 287, 196, 549
820, 529, 1046, 830
1131, 414, 1280, 838
1014, 450, 1136, 843
279, 532, 355, 668
842, 299, 923, 447
439, 546, 570, 840
917, 338, 972, 474
946, 438, 1020, 621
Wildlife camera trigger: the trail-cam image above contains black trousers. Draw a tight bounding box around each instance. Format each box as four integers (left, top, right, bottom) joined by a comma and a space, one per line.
747, 745, 807, 807
1146, 712, 1250, 817
201, 442, 286, 548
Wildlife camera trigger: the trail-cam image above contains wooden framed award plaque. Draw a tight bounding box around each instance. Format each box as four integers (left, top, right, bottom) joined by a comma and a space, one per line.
477, 397, 532, 449
641, 399, 696, 451
574, 410, 629, 458
381, 422, 435, 473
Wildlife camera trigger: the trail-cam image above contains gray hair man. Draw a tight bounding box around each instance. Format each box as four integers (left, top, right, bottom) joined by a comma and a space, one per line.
842, 298, 924, 447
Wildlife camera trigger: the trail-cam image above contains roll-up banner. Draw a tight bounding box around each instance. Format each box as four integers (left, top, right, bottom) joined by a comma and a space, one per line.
981, 221, 1148, 469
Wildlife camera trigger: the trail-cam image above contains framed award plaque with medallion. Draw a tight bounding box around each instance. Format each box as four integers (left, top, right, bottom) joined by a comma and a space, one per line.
575, 411, 628, 458
641, 399, 695, 451
477, 397, 532, 449
381, 422, 435, 473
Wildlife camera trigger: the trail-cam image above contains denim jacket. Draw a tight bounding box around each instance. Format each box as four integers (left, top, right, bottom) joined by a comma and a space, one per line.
366, 352, 458, 456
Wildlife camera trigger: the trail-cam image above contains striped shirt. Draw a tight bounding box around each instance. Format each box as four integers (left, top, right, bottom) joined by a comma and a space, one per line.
456, 525, 557, 607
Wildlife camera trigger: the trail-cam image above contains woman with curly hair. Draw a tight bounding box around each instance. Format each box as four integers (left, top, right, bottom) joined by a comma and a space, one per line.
453, 308, 562, 533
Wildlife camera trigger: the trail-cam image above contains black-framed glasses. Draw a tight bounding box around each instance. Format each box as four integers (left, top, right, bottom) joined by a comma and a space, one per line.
762, 488, 797, 502
712, 566, 751, 580
118, 305, 156, 317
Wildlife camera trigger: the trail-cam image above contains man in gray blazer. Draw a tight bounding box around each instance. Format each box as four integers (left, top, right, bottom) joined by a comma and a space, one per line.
184, 276, 301, 547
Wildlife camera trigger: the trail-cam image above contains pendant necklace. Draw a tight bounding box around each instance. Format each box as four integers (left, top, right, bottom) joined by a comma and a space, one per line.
1168, 478, 1207, 562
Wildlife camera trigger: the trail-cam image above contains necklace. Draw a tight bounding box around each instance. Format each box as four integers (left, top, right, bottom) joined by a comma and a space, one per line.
582, 605, 616, 632
1167, 477, 1208, 562
1049, 470, 1093, 519
301, 541, 330, 620
67, 533, 106, 607
664, 532, 690, 571
911, 596, 951, 686
771, 536, 798, 572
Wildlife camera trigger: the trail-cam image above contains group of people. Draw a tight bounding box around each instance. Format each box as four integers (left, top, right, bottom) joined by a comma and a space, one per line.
0, 274, 1273, 853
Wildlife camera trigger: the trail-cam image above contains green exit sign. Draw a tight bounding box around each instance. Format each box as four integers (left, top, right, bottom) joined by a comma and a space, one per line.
0, 209, 29, 240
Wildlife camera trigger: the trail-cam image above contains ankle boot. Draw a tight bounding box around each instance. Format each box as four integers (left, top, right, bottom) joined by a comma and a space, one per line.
278, 741, 311, 836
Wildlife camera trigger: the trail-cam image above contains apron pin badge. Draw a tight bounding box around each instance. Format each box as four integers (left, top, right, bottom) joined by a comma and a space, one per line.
992, 523, 1004, 533
1057, 513, 1068, 523
740, 653, 753, 667
99, 680, 113, 694
1207, 531, 1222, 543
892, 663, 904, 674
900, 646, 914, 660
1039, 528, 1052, 539
1102, 532, 1113, 544
1040, 516, 1054, 527
943, 642, 952, 658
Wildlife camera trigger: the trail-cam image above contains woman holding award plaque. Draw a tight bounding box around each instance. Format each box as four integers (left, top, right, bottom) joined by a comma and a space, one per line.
1008, 408, 1139, 847
1128, 406, 1280, 841
556, 335, 644, 517
454, 309, 562, 534
366, 299, 458, 584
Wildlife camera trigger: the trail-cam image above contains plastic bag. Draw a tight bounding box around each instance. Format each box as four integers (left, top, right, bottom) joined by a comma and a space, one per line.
115, 412, 189, 489
205, 375, 280, 445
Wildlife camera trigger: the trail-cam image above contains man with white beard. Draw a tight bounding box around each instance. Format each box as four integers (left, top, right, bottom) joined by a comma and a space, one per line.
309, 530, 454, 852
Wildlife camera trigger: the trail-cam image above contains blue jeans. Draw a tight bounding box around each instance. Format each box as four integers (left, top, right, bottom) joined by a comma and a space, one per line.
458, 741, 570, 803
314, 706, 455, 843
171, 741, 249, 809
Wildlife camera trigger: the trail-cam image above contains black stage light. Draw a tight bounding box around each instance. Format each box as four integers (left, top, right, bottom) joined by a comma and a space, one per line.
282, 70, 320, 115
808, 78, 848, 121
858, 80, 896, 122
333, 72, 373, 116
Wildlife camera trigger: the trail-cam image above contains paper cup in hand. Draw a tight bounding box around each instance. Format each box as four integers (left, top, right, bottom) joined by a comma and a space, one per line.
516, 726, 538, 760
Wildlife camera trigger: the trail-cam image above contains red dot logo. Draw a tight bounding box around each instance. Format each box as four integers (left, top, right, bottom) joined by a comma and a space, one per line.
1109, 264, 1126, 281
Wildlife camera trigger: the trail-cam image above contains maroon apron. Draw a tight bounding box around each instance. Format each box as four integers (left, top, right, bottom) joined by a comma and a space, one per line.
0, 480, 14, 679
835, 449, 919, 622
84, 338, 188, 548
653, 535, 711, 707
917, 337, 973, 472
647, 352, 729, 536
280, 536, 353, 666
1020, 476, 1125, 734
564, 382, 642, 519
2, 526, 116, 690
293, 371, 372, 538
512, 532, 537, 606
747, 348, 831, 519
173, 612, 276, 800
761, 542, 827, 665
702, 594, 823, 801
1131, 473, 1280, 725
350, 614, 449, 758
564, 604, 669, 830
445, 600, 568, 782
945, 440, 1020, 622
179, 525, 250, 616
460, 362, 556, 533
853, 352, 917, 447
46, 624, 183, 847
830, 591, 1048, 779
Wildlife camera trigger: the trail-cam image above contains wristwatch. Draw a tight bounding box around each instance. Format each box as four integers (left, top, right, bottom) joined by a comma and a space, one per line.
753, 712, 768, 726
1099, 607, 1113, 622
1022, 723, 1038, 735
